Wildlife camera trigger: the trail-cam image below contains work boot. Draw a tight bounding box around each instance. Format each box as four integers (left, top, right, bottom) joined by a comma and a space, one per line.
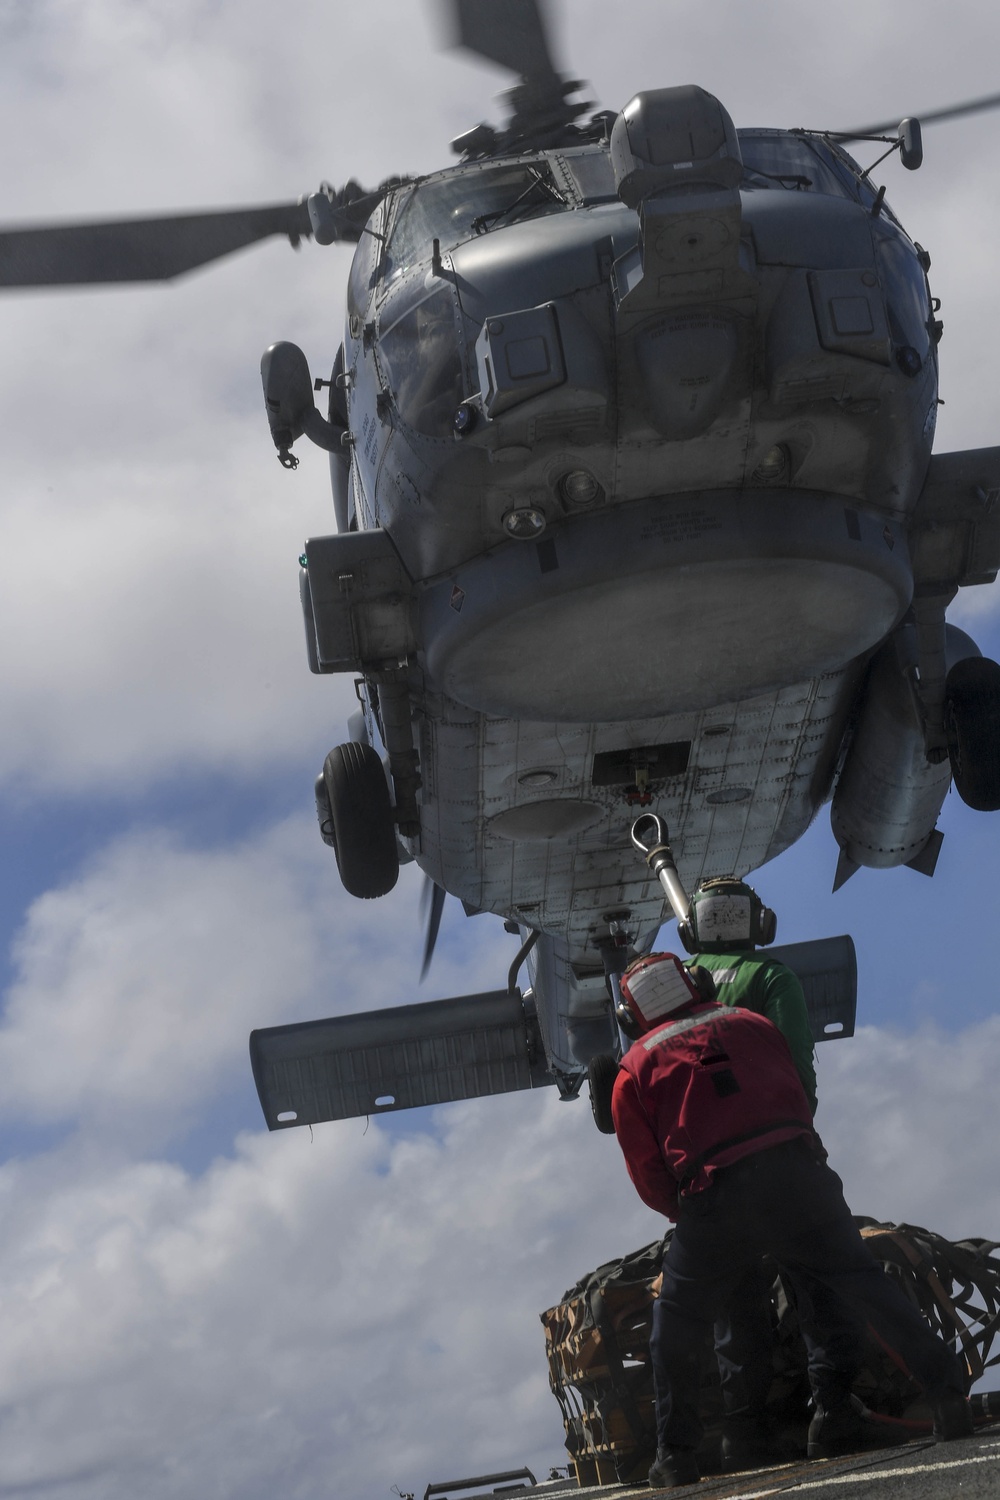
807, 1397, 864, 1460
930, 1389, 974, 1442
647, 1446, 700, 1489
720, 1414, 773, 1471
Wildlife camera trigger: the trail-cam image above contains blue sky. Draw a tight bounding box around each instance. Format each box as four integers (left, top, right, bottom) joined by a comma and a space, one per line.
1, 2, 1000, 1497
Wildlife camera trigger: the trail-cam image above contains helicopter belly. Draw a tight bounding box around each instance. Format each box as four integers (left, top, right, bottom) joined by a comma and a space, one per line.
411, 665, 860, 1071
420, 488, 910, 721
416, 664, 860, 947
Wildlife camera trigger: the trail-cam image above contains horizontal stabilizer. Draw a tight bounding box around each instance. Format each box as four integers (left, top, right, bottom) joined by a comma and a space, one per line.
250, 989, 553, 1130
768, 935, 857, 1043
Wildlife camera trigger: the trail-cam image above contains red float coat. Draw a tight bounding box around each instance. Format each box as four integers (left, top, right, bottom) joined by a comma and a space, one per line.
611, 1000, 816, 1221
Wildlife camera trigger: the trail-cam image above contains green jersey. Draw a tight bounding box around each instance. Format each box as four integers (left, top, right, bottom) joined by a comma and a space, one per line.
686, 950, 818, 1115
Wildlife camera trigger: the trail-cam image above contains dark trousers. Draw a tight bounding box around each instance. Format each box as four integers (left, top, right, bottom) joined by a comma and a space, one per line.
651, 1139, 965, 1451
715, 1260, 868, 1417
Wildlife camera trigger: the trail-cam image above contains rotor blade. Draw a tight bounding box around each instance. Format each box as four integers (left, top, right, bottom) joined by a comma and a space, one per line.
838, 90, 1000, 141
451, 0, 559, 82
420, 879, 447, 982
0, 200, 315, 287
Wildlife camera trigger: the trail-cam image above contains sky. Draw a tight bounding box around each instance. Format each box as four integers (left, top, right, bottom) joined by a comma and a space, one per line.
1, 1, 1000, 1496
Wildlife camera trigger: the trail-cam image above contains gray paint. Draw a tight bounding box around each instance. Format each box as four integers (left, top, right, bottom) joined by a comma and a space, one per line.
303, 107, 1000, 1088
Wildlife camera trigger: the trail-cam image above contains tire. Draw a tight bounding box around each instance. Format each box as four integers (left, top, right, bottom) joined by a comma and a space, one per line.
323, 742, 399, 898
944, 657, 1000, 812
588, 1052, 619, 1135
314, 774, 337, 848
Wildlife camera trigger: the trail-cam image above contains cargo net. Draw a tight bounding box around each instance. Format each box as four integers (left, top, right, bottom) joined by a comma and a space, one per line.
539, 1219, 1000, 1487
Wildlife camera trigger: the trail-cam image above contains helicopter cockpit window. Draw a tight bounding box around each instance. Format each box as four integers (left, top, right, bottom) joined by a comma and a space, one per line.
377, 279, 465, 438
384, 164, 569, 279
347, 221, 380, 324
556, 148, 619, 204
872, 223, 932, 359
738, 130, 876, 207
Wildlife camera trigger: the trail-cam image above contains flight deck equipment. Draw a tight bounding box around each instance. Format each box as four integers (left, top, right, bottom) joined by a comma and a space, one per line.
420, 1470, 538, 1500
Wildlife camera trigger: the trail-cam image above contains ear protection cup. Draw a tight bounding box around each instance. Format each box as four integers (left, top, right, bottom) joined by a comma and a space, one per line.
757, 904, 777, 946
614, 995, 642, 1039
677, 916, 697, 954
687, 965, 717, 1002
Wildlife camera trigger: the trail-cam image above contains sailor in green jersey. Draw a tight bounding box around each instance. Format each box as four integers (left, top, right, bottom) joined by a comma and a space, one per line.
681, 877, 816, 1110
679, 877, 863, 1467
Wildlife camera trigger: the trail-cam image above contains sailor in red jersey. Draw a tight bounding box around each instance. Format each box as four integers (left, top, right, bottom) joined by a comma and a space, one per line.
610, 953, 972, 1490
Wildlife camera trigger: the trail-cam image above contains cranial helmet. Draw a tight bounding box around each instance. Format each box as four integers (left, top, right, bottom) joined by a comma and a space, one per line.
616, 953, 714, 1038
678, 876, 777, 954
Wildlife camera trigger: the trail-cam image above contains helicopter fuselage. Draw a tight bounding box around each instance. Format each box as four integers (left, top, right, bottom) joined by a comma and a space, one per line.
302, 120, 974, 1078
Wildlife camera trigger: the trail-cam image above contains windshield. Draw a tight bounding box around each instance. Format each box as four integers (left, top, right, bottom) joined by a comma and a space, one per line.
385, 163, 568, 279
377, 278, 465, 438
738, 130, 879, 209
873, 219, 932, 358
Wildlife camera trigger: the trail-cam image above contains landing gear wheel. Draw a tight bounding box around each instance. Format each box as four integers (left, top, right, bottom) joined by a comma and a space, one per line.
944, 657, 1000, 812
588, 1052, 619, 1135
323, 742, 400, 898
314, 774, 337, 848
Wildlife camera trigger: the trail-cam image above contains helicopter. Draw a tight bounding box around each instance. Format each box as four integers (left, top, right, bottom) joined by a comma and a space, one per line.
6, 1, 1000, 1129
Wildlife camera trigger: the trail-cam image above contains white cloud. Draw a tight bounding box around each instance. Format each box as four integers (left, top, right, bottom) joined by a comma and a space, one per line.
815, 1020, 1000, 1239
0, 1096, 645, 1500
0, 817, 511, 1145
0, 820, 324, 1136
0, 239, 361, 791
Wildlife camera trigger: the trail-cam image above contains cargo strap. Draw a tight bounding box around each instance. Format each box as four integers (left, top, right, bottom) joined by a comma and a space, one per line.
859, 1224, 1000, 1385
589, 1287, 656, 1450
